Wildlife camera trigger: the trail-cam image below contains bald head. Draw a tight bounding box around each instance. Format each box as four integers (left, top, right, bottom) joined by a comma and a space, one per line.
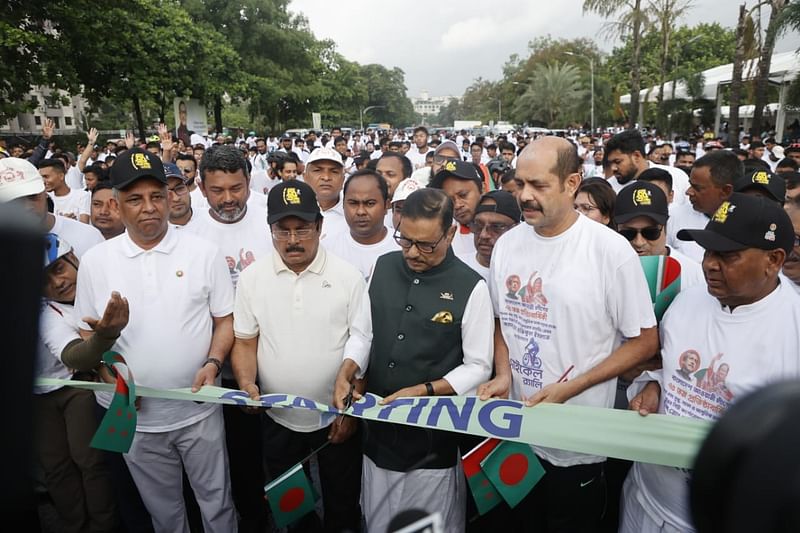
518, 136, 582, 184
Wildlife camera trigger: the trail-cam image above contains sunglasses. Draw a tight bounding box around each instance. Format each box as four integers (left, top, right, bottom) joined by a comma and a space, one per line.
619, 226, 663, 241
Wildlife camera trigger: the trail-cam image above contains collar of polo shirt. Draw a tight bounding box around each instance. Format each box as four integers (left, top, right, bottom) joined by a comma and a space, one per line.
272, 244, 327, 275
119, 224, 178, 257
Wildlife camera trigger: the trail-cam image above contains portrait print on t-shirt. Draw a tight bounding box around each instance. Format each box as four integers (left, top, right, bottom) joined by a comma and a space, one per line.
501, 271, 572, 398
665, 349, 735, 419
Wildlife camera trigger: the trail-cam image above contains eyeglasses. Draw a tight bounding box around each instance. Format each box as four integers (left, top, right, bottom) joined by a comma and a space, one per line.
433, 155, 457, 165
575, 203, 599, 215
393, 230, 447, 253
468, 221, 513, 236
167, 182, 189, 196
794, 233, 800, 248
619, 226, 663, 241
271, 227, 316, 241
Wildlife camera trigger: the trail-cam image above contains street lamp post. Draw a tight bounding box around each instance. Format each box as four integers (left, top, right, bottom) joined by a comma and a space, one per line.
565, 52, 594, 134
360, 105, 385, 131
498, 99, 502, 122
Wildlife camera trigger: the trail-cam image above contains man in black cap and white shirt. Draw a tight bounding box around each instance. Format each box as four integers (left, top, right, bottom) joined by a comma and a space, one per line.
614, 180, 704, 289
621, 193, 800, 532
74, 148, 237, 532
427, 158, 483, 264
733, 168, 785, 206
232, 180, 370, 532
463, 190, 520, 280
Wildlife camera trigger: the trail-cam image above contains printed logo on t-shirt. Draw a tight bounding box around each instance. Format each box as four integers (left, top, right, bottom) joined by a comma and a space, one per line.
225, 248, 257, 286
665, 349, 734, 420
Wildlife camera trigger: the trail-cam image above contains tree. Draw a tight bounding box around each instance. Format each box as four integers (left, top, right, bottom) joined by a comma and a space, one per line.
584, 0, 651, 127
512, 62, 587, 128
751, 0, 788, 136
650, 0, 694, 132
728, 4, 752, 146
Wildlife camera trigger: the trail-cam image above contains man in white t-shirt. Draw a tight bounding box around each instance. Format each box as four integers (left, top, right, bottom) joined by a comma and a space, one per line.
0, 157, 103, 254
324, 169, 399, 281
302, 147, 348, 241
622, 193, 800, 532
427, 158, 483, 264
406, 126, 431, 171
606, 130, 690, 205
90, 181, 125, 240
39, 158, 90, 223
409, 139, 462, 187
614, 180, 704, 289
481, 136, 658, 531
163, 162, 200, 231
191, 144, 273, 529
74, 148, 237, 532
462, 190, 520, 280
667, 150, 741, 263
232, 179, 371, 532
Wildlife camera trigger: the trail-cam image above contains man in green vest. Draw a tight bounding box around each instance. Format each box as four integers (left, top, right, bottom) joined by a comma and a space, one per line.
333, 188, 494, 532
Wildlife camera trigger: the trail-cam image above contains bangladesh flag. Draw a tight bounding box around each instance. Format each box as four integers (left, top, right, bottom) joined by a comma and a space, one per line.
91, 351, 137, 453
481, 441, 545, 509
640, 255, 681, 321
462, 438, 502, 515
264, 463, 317, 528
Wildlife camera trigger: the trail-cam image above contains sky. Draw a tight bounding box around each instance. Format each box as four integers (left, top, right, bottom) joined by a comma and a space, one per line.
290, 0, 800, 98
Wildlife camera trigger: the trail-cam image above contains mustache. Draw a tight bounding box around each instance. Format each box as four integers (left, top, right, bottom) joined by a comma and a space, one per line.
520, 201, 541, 211
285, 245, 305, 253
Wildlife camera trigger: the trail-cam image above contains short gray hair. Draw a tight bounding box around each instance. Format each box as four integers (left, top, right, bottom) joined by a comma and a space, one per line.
199, 144, 250, 182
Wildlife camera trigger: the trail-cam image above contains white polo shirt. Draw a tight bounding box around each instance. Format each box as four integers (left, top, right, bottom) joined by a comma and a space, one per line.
233, 247, 372, 433
74, 226, 235, 432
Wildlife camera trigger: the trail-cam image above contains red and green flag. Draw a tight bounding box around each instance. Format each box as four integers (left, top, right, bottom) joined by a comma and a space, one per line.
462, 438, 502, 515
264, 463, 317, 528
481, 441, 545, 509
91, 351, 137, 453
640, 255, 681, 321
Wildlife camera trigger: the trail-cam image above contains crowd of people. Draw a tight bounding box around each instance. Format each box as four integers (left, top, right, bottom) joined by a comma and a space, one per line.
2, 120, 800, 533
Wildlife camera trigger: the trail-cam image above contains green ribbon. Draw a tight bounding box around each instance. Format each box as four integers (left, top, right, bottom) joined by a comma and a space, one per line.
37, 378, 710, 468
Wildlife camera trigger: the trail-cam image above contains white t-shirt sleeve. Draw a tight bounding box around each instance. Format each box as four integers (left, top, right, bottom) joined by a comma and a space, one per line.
606, 254, 657, 338
233, 270, 259, 339
343, 278, 373, 379
443, 281, 494, 394
208, 247, 235, 317
40, 304, 81, 363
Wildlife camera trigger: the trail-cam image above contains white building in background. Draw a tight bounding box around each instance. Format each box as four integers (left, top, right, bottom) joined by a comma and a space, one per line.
411, 90, 457, 117
1, 87, 88, 134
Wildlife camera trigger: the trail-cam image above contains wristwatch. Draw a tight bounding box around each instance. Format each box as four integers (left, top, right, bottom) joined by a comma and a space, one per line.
204, 357, 223, 376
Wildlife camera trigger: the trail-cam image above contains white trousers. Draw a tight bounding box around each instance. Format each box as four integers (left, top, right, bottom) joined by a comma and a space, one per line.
620, 473, 693, 533
362, 455, 465, 533
124, 408, 237, 533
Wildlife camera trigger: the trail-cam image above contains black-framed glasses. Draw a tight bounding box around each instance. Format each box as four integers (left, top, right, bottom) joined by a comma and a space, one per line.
468, 221, 513, 236
433, 155, 457, 165
393, 230, 447, 253
271, 227, 316, 241
167, 181, 189, 196
794, 233, 800, 248
619, 226, 663, 241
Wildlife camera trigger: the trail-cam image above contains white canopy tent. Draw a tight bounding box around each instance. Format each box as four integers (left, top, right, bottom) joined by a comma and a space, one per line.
620, 51, 800, 141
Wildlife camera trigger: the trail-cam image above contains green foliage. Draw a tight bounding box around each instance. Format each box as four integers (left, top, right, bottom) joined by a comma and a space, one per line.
512, 62, 588, 128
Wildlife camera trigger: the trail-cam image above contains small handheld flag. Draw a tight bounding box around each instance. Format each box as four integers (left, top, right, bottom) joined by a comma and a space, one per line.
481, 441, 545, 508
640, 255, 681, 321
462, 438, 502, 515
264, 463, 317, 528
90, 351, 137, 453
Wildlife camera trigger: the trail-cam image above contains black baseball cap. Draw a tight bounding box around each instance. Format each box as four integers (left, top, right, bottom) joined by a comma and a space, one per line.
614, 181, 669, 225
677, 192, 793, 254
110, 148, 166, 189
428, 159, 483, 190
734, 169, 786, 204
474, 190, 521, 222
267, 180, 321, 225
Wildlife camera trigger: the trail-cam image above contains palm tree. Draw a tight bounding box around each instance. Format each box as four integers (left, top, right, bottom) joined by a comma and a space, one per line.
728, 4, 756, 146
512, 62, 588, 128
584, 0, 650, 127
